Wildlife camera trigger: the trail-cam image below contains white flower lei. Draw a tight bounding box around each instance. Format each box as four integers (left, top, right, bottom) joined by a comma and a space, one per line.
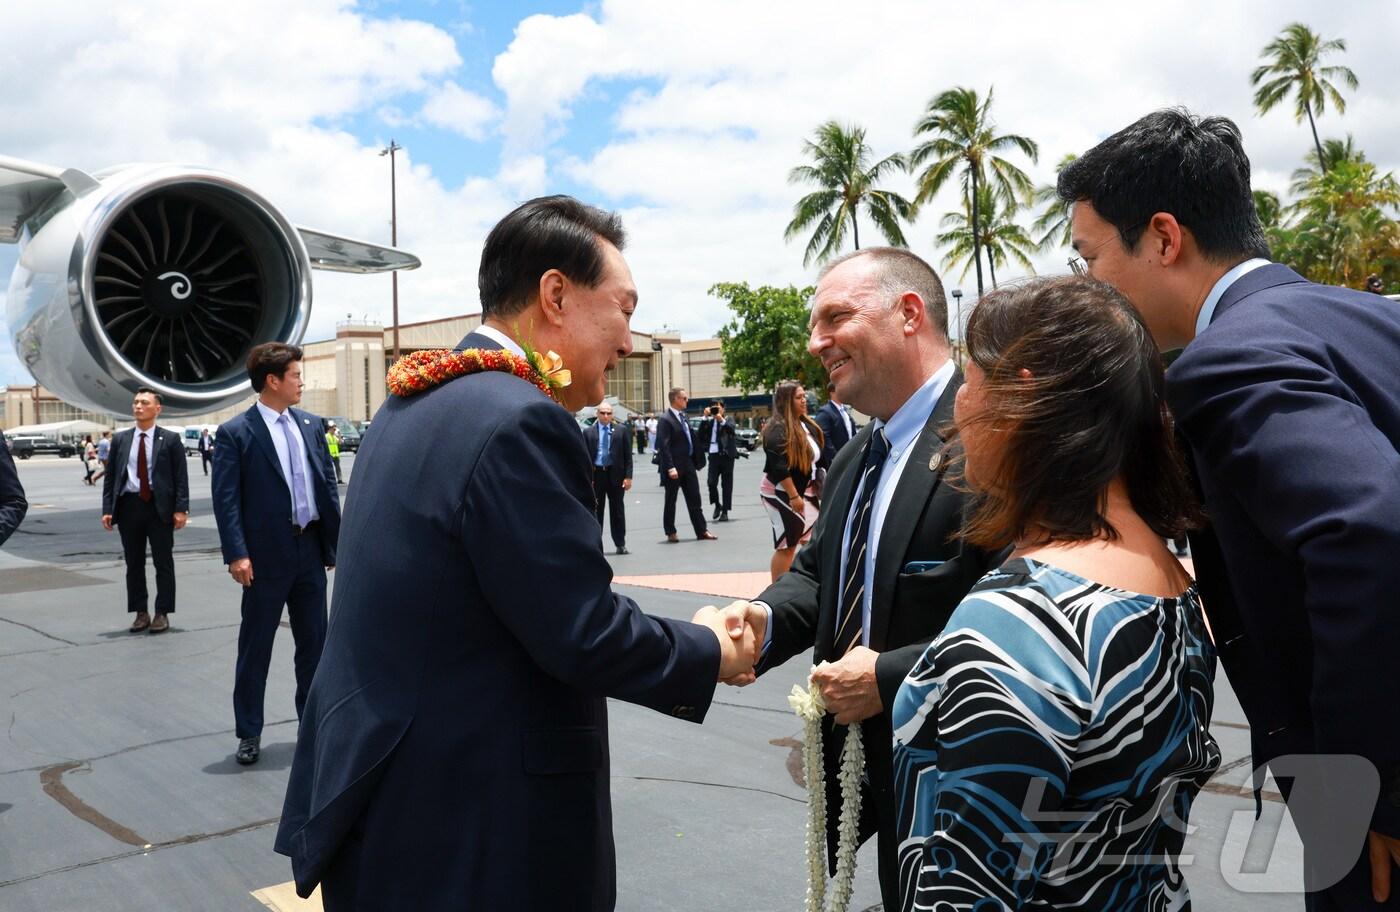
788, 669, 864, 912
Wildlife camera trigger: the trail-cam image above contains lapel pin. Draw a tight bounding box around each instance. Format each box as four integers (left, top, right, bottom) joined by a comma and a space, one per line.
928, 452, 943, 472
303, 418, 310, 425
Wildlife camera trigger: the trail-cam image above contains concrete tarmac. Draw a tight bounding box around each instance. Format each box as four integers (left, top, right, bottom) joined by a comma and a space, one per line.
1, 448, 1306, 910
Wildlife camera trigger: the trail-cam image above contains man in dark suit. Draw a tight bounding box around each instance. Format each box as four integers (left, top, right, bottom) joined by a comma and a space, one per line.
0, 432, 27, 546
1061, 108, 1400, 909
274, 196, 758, 910
212, 343, 341, 767
583, 403, 632, 554
724, 248, 990, 908
813, 382, 857, 466
197, 428, 213, 476
656, 387, 716, 543
101, 388, 189, 633
698, 400, 739, 522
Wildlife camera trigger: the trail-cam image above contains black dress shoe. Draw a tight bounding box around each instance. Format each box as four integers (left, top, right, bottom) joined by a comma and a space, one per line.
616, 546, 629, 555
712, 506, 722, 520
235, 736, 260, 765
665, 533, 680, 543
718, 511, 730, 522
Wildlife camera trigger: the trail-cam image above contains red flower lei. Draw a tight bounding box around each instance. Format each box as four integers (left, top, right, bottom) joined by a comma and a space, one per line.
386, 348, 563, 404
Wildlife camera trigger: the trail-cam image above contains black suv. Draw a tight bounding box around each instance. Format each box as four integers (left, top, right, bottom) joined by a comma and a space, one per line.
7, 435, 77, 459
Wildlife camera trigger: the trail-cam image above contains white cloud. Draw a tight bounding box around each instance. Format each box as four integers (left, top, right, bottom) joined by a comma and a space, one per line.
2, 0, 1399, 391
419, 81, 499, 139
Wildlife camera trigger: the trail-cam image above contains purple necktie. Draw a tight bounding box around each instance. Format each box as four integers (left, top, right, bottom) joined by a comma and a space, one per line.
277, 414, 312, 527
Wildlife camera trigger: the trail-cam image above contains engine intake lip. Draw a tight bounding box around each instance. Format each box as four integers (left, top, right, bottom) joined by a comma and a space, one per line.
76, 165, 312, 410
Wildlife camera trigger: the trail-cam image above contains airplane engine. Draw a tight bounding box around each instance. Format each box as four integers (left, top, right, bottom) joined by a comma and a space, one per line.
2, 157, 417, 416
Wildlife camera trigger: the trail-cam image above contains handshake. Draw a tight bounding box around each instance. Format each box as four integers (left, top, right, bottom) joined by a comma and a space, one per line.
691, 600, 766, 683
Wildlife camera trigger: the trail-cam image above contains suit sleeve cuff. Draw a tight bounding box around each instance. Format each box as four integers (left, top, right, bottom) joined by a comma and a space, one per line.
753, 600, 774, 659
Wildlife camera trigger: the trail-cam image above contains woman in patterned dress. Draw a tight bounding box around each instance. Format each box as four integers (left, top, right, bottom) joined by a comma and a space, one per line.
891, 276, 1221, 911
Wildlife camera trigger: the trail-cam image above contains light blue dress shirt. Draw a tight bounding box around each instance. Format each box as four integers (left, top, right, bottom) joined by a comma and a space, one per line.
255, 401, 320, 523
1195, 258, 1270, 338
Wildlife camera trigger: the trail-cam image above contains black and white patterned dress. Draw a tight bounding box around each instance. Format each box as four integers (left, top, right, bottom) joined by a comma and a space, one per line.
891, 558, 1221, 911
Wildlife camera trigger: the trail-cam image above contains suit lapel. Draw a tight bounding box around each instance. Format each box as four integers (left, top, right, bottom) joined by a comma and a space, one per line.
247, 405, 289, 491
456, 330, 504, 352
293, 409, 326, 486
868, 368, 960, 650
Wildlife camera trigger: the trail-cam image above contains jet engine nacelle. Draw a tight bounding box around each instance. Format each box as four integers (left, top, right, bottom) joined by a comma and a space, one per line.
1, 156, 418, 417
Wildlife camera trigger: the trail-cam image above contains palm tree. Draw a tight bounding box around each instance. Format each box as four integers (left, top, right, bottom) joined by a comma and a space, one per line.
911, 86, 1038, 297
1289, 135, 1365, 194
1253, 189, 1284, 231
1252, 23, 1359, 173
784, 121, 913, 267
1031, 153, 1079, 251
937, 185, 1038, 290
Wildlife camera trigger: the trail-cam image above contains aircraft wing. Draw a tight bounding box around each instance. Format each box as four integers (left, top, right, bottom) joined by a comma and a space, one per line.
297, 226, 421, 273
0, 155, 99, 243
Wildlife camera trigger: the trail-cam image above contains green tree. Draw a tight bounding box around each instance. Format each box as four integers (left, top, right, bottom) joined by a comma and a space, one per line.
711, 282, 825, 394
1252, 23, 1359, 172
1030, 153, 1079, 252
1253, 189, 1284, 230
910, 85, 1039, 298
1289, 135, 1365, 194
937, 185, 1038, 289
785, 121, 913, 267
1291, 159, 1400, 285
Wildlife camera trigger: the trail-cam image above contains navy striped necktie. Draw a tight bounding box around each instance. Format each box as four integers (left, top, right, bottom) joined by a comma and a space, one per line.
834, 428, 890, 656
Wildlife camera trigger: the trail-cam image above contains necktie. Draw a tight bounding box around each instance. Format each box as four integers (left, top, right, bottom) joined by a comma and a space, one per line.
137, 432, 152, 502
599, 424, 611, 467
277, 414, 313, 528
834, 428, 890, 656
679, 413, 692, 454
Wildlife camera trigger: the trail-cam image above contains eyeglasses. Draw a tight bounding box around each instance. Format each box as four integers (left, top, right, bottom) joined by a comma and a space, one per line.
1067, 222, 1148, 276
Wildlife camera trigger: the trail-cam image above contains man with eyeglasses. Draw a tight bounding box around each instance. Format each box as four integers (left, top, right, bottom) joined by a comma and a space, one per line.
1061, 108, 1400, 909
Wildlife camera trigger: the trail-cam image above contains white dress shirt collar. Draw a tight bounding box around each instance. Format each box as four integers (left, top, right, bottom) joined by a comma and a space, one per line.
475, 324, 527, 359
1195, 258, 1270, 338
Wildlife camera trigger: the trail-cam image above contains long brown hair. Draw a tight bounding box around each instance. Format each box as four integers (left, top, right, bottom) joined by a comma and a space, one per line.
955, 276, 1202, 549
767, 380, 824, 477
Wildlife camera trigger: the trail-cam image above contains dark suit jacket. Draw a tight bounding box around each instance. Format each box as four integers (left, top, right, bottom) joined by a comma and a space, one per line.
813, 400, 855, 466
755, 370, 992, 866
1168, 264, 1400, 836
655, 409, 702, 477
582, 420, 633, 487
698, 415, 739, 459
211, 405, 340, 576
0, 436, 27, 546
101, 426, 190, 524
274, 332, 721, 909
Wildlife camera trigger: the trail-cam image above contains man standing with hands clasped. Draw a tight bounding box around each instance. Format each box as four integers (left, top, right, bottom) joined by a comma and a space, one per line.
212, 343, 341, 767
102, 388, 189, 634
718, 248, 992, 907
583, 403, 632, 554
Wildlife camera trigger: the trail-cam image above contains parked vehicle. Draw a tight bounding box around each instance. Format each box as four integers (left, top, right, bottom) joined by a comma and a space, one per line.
321, 417, 362, 452
735, 427, 760, 451
7, 435, 77, 459
183, 426, 217, 455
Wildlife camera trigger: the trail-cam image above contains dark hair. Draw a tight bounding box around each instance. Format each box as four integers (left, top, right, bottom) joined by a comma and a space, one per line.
767, 380, 823, 478
668, 387, 687, 405
477, 195, 627, 319
955, 276, 1201, 548
133, 386, 162, 405
246, 342, 304, 393
1057, 108, 1269, 262
820, 246, 949, 337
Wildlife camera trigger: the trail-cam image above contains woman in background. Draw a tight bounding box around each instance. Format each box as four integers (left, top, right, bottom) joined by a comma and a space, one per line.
759, 380, 826, 581
891, 276, 1220, 911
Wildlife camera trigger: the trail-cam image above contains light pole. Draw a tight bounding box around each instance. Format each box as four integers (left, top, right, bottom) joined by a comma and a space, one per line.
379, 140, 403, 360
950, 288, 963, 367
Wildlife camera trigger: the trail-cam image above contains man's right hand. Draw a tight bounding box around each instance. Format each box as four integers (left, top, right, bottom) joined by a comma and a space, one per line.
710, 601, 767, 686
229, 558, 254, 587
692, 605, 758, 680
101, 514, 113, 531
